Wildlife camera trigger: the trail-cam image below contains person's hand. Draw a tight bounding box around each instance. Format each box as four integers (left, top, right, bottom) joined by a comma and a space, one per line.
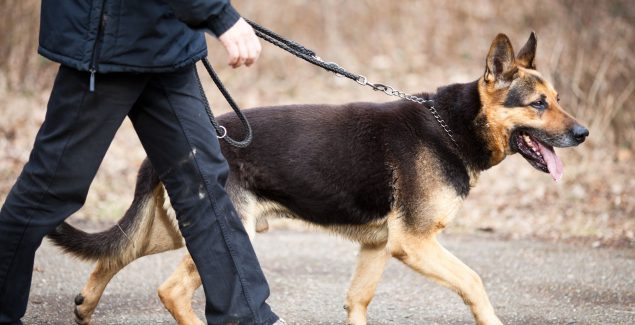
218, 18, 261, 68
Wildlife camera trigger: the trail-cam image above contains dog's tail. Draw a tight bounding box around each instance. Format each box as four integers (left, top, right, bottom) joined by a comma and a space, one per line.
47, 159, 160, 262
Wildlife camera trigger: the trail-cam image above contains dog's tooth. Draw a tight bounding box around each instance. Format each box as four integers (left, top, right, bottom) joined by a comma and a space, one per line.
523, 135, 532, 145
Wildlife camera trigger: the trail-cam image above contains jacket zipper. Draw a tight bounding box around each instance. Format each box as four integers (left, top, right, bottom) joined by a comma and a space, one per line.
89, 2, 107, 92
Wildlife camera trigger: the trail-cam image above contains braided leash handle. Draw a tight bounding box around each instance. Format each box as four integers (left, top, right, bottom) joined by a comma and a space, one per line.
196, 57, 253, 148
246, 19, 362, 81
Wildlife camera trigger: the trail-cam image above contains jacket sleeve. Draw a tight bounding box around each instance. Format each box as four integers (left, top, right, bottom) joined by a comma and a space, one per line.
163, 0, 241, 37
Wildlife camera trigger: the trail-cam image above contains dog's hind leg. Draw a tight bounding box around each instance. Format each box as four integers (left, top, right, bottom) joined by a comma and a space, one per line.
387, 220, 502, 325
74, 186, 185, 324
157, 185, 264, 325
344, 242, 389, 325
73, 260, 126, 325
157, 191, 260, 325
158, 254, 204, 325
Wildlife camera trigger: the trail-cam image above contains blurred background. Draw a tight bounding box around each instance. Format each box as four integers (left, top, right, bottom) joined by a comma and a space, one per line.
1, 0, 633, 246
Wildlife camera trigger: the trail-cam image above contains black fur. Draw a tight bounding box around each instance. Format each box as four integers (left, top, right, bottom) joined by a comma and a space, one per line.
485, 34, 516, 81
433, 80, 492, 183
74, 293, 84, 306
47, 160, 160, 260
218, 80, 491, 226
516, 32, 537, 70
220, 103, 396, 225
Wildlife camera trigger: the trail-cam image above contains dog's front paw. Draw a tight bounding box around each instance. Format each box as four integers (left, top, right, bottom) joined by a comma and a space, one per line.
73, 293, 93, 325
477, 314, 504, 325
344, 303, 368, 325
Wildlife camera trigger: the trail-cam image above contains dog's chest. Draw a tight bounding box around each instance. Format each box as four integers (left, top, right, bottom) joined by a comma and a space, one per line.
428, 186, 464, 228
410, 185, 464, 231
403, 149, 466, 231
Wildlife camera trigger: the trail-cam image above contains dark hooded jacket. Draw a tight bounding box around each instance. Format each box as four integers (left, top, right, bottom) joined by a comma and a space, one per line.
38, 0, 240, 73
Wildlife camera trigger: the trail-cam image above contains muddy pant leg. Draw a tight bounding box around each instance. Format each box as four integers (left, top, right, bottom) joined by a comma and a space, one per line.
128, 66, 277, 325
0, 66, 147, 324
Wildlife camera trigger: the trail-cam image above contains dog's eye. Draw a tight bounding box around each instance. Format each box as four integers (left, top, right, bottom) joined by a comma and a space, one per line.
530, 99, 547, 110
557, 95, 560, 102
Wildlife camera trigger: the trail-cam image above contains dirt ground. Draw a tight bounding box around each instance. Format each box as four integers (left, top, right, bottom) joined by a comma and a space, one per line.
24, 226, 635, 325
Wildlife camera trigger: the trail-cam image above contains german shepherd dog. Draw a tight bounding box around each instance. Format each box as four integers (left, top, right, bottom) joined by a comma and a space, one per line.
48, 33, 588, 325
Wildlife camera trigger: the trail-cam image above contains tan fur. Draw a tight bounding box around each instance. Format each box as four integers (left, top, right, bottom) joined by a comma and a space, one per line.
386, 215, 502, 325
144, 190, 184, 253
427, 186, 464, 229
74, 187, 185, 324
74, 261, 122, 325
158, 255, 204, 325
388, 147, 467, 234
344, 242, 389, 325
416, 148, 465, 229
313, 218, 389, 246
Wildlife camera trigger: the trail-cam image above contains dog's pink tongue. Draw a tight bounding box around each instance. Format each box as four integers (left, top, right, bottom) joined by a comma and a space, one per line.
537, 143, 563, 182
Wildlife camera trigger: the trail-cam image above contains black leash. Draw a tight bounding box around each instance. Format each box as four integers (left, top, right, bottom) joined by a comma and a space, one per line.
199, 19, 458, 149
247, 19, 361, 81
196, 57, 252, 148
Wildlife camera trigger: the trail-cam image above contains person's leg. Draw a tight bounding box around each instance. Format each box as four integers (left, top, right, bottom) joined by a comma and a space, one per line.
0, 66, 147, 324
128, 65, 277, 325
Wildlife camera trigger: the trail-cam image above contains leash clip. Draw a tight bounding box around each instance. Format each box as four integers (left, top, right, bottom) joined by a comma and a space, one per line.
371, 83, 395, 96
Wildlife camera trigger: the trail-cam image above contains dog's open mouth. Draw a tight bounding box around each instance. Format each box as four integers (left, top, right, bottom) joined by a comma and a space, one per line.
512, 131, 564, 182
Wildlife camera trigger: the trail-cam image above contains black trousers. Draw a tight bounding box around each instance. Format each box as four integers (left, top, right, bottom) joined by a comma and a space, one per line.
0, 65, 277, 325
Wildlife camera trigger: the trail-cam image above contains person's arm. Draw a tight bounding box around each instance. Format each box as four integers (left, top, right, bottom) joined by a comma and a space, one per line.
164, 0, 261, 68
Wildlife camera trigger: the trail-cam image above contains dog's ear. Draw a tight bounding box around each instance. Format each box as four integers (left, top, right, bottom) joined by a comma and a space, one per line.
516, 32, 537, 69
484, 33, 516, 86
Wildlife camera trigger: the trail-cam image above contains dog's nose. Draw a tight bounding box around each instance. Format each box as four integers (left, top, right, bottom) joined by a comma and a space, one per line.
572, 124, 589, 143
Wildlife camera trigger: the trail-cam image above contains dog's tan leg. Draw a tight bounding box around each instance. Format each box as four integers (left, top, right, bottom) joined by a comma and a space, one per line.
243, 212, 258, 240
158, 254, 204, 325
388, 221, 502, 325
157, 190, 261, 325
73, 260, 123, 325
255, 215, 269, 233
74, 188, 185, 324
157, 215, 260, 325
344, 242, 389, 325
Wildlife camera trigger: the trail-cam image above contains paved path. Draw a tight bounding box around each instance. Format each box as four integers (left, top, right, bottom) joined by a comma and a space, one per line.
23, 228, 635, 324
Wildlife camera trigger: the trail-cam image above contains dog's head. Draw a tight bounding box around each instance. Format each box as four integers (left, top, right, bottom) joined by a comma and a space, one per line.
477, 32, 588, 181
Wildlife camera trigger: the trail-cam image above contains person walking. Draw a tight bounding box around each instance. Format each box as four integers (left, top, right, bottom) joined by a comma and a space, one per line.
0, 1, 282, 324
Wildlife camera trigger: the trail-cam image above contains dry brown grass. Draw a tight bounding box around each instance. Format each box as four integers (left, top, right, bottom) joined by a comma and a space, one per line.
1, 0, 633, 245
